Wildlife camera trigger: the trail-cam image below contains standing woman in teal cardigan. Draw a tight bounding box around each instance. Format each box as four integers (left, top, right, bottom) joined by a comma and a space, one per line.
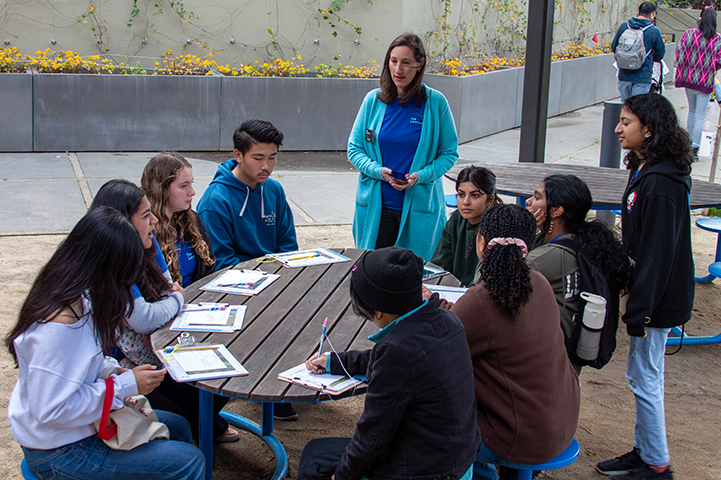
348, 33, 458, 261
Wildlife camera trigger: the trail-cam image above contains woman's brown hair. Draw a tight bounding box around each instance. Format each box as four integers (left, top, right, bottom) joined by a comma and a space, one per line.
141, 152, 214, 283
377, 33, 427, 107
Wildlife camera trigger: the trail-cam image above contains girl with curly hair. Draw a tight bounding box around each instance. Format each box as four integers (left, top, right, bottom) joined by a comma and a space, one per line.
596, 94, 693, 480
432, 203, 580, 479
525, 174, 634, 370
141, 152, 215, 288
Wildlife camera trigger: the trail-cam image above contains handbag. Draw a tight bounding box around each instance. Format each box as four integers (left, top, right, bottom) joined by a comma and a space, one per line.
95, 377, 169, 450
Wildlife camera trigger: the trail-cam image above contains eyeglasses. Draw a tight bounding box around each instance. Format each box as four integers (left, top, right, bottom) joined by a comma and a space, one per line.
389, 59, 421, 70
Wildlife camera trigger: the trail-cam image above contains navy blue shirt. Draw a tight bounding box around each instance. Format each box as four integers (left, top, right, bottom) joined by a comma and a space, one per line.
378, 97, 426, 210
176, 239, 197, 288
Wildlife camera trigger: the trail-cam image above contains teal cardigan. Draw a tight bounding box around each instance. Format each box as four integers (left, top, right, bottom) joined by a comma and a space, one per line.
347, 85, 459, 260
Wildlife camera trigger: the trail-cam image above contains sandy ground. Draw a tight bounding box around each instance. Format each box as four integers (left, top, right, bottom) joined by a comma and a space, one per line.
1, 220, 720, 479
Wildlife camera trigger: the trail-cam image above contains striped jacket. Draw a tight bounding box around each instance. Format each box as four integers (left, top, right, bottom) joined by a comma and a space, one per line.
675, 28, 721, 94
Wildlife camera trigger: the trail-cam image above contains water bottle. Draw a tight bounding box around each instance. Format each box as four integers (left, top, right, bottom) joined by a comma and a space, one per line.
576, 292, 607, 361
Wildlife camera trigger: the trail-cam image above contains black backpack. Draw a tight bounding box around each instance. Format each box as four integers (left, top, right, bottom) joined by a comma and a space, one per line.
555, 238, 621, 369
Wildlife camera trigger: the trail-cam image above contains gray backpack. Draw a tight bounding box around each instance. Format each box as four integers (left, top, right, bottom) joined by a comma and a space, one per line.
615, 21, 652, 70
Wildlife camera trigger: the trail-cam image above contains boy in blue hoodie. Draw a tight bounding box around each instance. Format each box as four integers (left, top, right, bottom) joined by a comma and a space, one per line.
197, 120, 298, 271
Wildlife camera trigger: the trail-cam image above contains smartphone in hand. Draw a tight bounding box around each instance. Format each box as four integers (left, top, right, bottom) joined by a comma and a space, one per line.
390, 170, 408, 184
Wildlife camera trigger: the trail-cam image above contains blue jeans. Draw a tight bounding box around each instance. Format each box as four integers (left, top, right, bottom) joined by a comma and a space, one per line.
627, 327, 672, 466
618, 81, 651, 102
22, 410, 205, 480
685, 88, 712, 148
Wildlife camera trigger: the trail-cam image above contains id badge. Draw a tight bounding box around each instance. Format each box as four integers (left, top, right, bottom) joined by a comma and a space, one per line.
365, 129, 375, 142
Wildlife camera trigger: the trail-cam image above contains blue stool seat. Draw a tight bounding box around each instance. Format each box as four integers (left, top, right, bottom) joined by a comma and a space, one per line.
695, 217, 721, 283
445, 194, 458, 208
495, 438, 580, 480
21, 458, 40, 480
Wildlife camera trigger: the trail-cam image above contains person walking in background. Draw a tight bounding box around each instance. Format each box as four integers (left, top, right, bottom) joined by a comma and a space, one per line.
612, 2, 665, 101
348, 33, 458, 261
675, 6, 721, 159
598, 94, 694, 480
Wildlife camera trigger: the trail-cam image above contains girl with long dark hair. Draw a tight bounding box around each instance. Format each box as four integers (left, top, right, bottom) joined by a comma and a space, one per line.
6, 207, 204, 479
141, 152, 215, 287
596, 94, 693, 480
436, 204, 580, 479
525, 174, 633, 369
430, 165, 501, 286
348, 32, 458, 260
675, 5, 721, 157
90, 179, 237, 443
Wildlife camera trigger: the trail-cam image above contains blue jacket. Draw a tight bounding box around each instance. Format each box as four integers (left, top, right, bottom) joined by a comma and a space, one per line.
348, 85, 459, 261
612, 17, 665, 84
197, 159, 298, 269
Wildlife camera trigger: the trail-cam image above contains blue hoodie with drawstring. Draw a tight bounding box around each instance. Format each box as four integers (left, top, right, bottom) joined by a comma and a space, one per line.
197, 159, 298, 269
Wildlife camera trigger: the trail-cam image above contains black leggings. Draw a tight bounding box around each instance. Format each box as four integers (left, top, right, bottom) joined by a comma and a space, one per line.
375, 207, 402, 249
145, 375, 230, 441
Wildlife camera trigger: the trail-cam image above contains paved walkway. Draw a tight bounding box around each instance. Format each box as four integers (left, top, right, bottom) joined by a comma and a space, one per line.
1, 84, 718, 236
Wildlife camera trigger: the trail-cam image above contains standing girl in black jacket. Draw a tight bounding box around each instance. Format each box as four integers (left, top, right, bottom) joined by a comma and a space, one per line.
597, 94, 694, 480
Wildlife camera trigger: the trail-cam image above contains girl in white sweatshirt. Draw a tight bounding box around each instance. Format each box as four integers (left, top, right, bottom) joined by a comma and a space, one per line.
6, 207, 204, 480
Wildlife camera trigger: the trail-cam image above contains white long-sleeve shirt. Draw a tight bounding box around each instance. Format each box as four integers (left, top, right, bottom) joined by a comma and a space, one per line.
8, 298, 138, 449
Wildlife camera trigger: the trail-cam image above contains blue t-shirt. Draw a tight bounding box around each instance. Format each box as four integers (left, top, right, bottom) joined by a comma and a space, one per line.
176, 239, 197, 288
378, 97, 425, 210
131, 234, 168, 299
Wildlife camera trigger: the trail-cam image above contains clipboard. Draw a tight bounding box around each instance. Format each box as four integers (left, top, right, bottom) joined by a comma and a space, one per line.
268, 248, 351, 268
154, 344, 248, 382
277, 363, 365, 395
200, 269, 279, 296
169, 304, 246, 333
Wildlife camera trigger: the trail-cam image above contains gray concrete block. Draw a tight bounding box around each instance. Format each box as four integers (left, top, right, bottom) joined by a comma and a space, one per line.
559, 56, 599, 114
0, 73, 33, 152
219, 77, 378, 151
33, 75, 221, 151
0, 153, 75, 179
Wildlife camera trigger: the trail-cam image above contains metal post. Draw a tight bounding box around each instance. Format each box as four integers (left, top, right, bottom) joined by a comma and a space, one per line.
597, 101, 624, 224
519, 0, 555, 163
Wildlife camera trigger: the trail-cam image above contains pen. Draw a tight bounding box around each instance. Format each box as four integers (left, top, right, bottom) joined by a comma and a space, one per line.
318, 317, 328, 358
182, 307, 227, 312
287, 253, 320, 262
178, 345, 219, 352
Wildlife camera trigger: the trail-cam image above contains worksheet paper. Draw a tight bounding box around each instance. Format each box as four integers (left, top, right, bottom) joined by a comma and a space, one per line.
170, 304, 246, 332
200, 269, 279, 296
175, 350, 227, 372
425, 285, 468, 303
277, 363, 364, 395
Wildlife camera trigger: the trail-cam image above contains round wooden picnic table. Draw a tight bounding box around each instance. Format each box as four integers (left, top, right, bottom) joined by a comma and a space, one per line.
151, 248, 462, 480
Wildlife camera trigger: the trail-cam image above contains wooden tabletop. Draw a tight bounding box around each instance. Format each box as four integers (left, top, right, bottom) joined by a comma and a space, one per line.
151, 248, 462, 403
446, 161, 721, 209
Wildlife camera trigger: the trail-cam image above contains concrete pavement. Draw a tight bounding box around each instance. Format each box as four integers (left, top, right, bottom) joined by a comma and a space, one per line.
1, 84, 718, 236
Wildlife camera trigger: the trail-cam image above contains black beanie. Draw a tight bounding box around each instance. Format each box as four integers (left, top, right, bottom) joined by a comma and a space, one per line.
351, 247, 424, 315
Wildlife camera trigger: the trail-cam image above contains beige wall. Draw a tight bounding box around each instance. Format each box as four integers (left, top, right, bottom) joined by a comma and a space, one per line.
0, 0, 635, 70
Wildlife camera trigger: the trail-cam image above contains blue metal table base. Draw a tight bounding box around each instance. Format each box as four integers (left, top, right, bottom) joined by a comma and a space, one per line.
666, 326, 721, 346
199, 390, 289, 480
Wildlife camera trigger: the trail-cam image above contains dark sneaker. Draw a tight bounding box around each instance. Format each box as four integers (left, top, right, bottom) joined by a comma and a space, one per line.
273, 403, 298, 421
613, 465, 673, 480
597, 448, 646, 475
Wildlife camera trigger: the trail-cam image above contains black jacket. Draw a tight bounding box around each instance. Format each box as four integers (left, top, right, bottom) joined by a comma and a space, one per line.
186, 214, 216, 286
330, 296, 480, 480
621, 161, 694, 336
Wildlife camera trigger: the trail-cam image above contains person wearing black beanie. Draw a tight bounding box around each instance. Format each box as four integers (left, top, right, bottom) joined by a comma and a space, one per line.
295, 247, 480, 480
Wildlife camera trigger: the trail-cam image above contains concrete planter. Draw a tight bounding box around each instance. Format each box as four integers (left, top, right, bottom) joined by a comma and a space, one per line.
0, 46, 675, 152
219, 76, 378, 151
0, 73, 33, 152
32, 74, 222, 152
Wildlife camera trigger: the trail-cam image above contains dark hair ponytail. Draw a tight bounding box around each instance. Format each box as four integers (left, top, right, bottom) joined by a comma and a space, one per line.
543, 174, 634, 293
477, 204, 537, 317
